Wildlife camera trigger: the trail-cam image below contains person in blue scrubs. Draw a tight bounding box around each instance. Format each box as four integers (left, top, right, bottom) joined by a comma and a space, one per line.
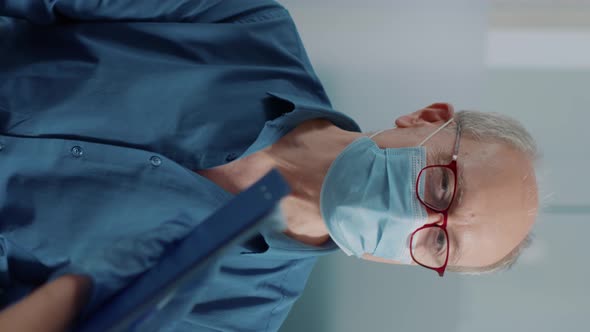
0, 1, 539, 331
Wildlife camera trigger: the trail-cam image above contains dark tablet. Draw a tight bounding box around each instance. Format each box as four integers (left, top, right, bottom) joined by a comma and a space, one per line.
75, 169, 290, 332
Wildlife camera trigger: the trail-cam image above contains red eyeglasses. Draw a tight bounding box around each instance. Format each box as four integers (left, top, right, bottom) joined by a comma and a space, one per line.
409, 120, 461, 277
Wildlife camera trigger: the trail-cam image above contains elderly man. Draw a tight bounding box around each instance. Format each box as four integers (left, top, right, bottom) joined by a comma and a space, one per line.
0, 0, 538, 331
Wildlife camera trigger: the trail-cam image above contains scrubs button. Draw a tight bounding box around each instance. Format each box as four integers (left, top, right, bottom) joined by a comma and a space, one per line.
71, 146, 84, 158
225, 153, 238, 162
0, 143, 4, 151
150, 156, 162, 167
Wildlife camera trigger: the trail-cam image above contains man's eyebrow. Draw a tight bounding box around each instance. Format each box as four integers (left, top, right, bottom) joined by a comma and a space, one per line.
427, 150, 464, 267
454, 167, 466, 209
449, 166, 465, 266
437, 148, 465, 266
450, 231, 462, 266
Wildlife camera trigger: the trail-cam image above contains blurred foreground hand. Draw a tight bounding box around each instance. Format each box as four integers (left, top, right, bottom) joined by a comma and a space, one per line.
0, 275, 92, 332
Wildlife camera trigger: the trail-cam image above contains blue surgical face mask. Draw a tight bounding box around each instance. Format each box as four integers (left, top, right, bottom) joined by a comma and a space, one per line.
319, 119, 454, 263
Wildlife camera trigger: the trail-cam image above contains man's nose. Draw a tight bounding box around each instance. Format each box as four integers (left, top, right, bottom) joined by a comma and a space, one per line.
425, 210, 445, 225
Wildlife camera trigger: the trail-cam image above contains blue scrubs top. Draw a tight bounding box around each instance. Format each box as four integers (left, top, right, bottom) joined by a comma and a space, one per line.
0, 0, 361, 331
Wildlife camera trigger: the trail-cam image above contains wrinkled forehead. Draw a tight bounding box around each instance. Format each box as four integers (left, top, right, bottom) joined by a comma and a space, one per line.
450, 141, 538, 267
458, 139, 538, 201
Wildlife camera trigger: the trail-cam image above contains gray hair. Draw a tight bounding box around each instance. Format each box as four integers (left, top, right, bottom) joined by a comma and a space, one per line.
454, 110, 538, 158
447, 110, 539, 275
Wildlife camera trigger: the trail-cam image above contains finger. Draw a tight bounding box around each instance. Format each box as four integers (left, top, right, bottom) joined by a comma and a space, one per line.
0, 274, 92, 332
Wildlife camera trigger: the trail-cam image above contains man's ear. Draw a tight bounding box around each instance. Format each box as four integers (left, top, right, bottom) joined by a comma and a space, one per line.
395, 103, 454, 128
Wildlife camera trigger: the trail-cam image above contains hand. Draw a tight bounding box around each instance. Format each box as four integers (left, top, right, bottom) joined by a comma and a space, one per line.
0, 275, 92, 332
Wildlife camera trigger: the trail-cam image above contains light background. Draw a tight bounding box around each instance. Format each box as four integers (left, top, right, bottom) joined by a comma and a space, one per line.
278, 1, 590, 331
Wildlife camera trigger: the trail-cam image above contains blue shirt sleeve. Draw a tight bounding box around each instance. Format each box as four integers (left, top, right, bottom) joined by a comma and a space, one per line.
162, 253, 319, 332
153, 209, 338, 332
0, 0, 283, 24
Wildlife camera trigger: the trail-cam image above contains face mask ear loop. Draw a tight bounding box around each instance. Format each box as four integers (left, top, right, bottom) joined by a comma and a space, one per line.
369, 126, 398, 139
369, 129, 386, 139
418, 118, 454, 146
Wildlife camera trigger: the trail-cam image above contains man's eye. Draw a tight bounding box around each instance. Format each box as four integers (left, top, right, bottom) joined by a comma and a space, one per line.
434, 172, 448, 202
434, 229, 447, 254
441, 172, 449, 191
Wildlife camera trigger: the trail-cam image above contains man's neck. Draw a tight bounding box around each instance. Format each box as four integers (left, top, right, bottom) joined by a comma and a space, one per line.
197, 119, 363, 246
263, 119, 364, 245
